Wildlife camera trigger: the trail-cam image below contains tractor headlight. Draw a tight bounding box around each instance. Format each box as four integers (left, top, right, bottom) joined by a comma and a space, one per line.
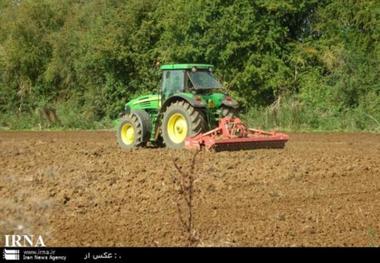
193, 96, 206, 107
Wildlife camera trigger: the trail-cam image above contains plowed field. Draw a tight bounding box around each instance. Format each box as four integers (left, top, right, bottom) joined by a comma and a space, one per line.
1, 131, 379, 246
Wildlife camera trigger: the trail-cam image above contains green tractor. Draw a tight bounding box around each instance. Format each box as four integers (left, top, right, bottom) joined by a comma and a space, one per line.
116, 63, 239, 149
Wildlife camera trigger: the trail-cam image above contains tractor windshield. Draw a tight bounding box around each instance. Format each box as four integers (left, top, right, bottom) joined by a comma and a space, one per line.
188, 71, 222, 90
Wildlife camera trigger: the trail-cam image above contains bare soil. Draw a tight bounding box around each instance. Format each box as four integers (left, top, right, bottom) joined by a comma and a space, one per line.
0, 131, 379, 246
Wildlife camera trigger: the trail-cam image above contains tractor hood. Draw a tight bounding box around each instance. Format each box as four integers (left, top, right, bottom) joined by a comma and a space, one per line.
125, 94, 161, 113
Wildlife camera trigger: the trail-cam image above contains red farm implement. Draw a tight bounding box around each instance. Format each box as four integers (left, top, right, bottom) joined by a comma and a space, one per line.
185, 117, 289, 151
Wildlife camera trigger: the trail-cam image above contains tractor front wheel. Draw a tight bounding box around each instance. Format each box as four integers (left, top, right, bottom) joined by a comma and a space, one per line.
221, 106, 238, 118
117, 110, 151, 150
162, 101, 206, 149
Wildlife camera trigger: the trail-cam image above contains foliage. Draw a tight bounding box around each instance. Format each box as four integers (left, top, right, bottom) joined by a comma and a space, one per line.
0, 0, 379, 131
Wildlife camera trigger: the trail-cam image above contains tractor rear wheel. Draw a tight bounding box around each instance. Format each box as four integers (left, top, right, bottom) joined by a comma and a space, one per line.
162, 101, 206, 149
117, 110, 151, 149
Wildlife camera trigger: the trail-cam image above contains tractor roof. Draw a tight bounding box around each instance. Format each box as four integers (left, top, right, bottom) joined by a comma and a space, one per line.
160, 64, 214, 70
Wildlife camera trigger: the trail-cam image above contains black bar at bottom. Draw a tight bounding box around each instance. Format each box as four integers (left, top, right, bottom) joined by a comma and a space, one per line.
1, 247, 379, 262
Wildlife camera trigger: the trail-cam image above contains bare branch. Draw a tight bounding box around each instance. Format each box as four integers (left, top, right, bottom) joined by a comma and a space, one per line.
171, 150, 201, 246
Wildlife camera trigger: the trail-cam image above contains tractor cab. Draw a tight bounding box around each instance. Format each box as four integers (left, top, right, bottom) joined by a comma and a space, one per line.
160, 64, 222, 100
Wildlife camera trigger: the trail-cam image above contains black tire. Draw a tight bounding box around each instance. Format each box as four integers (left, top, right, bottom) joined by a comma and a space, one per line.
116, 110, 151, 149
198, 111, 208, 131
133, 109, 152, 139
221, 106, 238, 118
161, 100, 206, 149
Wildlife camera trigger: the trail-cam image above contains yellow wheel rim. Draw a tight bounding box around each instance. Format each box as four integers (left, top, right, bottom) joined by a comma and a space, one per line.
167, 113, 188, 144
120, 123, 135, 145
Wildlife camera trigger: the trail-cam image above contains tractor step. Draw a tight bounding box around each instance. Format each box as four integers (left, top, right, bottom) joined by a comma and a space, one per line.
185, 117, 289, 151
